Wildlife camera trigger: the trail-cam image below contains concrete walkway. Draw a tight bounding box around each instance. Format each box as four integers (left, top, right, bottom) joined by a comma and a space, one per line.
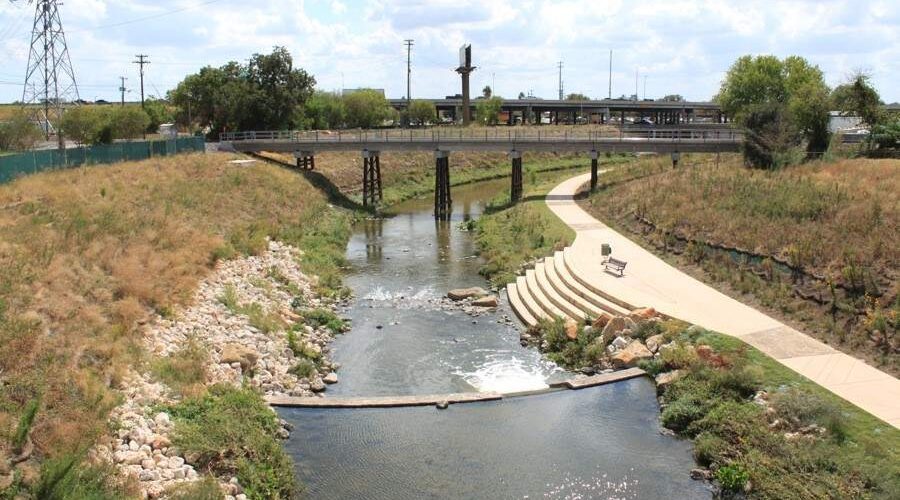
546, 173, 900, 429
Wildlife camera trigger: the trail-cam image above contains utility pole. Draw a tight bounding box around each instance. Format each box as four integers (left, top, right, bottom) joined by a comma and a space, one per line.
404, 39, 413, 127
119, 76, 128, 106
133, 54, 149, 108
21, 0, 80, 146
608, 50, 612, 99
643, 75, 647, 100
456, 44, 475, 125
557, 61, 564, 100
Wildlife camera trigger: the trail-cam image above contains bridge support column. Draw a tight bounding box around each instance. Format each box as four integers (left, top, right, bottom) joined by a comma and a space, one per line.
590, 150, 599, 192
434, 150, 451, 220
509, 150, 523, 203
362, 150, 382, 207
294, 151, 315, 170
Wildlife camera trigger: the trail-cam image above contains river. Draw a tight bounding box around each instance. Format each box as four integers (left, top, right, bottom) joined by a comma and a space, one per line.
278, 173, 710, 499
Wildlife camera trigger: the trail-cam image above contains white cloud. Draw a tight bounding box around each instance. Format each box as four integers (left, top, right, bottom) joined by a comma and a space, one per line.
0, 0, 898, 102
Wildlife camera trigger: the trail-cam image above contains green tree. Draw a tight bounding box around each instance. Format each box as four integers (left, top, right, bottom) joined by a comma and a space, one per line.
142, 98, 174, 133
662, 94, 684, 102
169, 47, 315, 138
343, 89, 392, 128
0, 110, 42, 151
302, 91, 346, 129
518, 91, 526, 99
110, 106, 151, 140
565, 93, 590, 101
832, 73, 883, 128
715, 55, 831, 167
407, 99, 437, 126
475, 96, 503, 125
482, 85, 492, 98
60, 106, 104, 146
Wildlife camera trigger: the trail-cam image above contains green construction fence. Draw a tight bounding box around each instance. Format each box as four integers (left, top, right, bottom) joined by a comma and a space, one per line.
0, 136, 205, 185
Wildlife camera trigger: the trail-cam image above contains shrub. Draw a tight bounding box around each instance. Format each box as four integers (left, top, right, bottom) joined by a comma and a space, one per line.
631, 319, 663, 341
299, 308, 345, 334
0, 111, 42, 151
661, 395, 708, 433
716, 463, 750, 492
166, 385, 298, 499
289, 359, 316, 379
32, 453, 133, 499
693, 431, 728, 467
659, 343, 699, 371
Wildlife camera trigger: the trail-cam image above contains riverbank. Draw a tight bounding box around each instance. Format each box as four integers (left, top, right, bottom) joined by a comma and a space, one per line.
578, 156, 899, 376
475, 156, 900, 497
0, 153, 356, 498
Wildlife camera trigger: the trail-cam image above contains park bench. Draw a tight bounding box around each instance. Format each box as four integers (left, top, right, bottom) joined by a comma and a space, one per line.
604, 257, 627, 276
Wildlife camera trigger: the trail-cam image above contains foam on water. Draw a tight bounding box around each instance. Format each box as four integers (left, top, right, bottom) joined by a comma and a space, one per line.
363, 286, 436, 303
457, 357, 553, 394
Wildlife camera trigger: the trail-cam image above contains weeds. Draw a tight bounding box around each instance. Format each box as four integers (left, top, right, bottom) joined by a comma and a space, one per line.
165, 385, 297, 499
150, 339, 208, 397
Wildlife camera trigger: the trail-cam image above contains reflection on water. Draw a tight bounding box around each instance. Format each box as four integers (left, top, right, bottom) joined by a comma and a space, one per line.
282, 378, 710, 499
327, 177, 567, 397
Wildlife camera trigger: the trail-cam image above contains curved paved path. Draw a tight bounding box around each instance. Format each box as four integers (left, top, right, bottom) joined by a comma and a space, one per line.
546, 172, 900, 428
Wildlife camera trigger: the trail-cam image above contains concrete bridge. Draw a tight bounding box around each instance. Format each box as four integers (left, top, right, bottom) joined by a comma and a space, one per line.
388, 97, 729, 125
221, 126, 742, 218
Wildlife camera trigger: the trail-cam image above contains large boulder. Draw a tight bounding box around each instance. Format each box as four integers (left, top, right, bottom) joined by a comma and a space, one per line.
472, 295, 499, 308
220, 343, 259, 371
565, 318, 579, 340
600, 316, 636, 344
629, 307, 658, 320
610, 340, 653, 368
591, 314, 611, 330
654, 369, 685, 391
645, 334, 665, 353
447, 287, 488, 301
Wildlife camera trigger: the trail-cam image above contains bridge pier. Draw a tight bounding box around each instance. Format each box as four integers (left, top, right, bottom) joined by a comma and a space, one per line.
362, 150, 382, 207
294, 151, 315, 170
510, 150, 523, 203
590, 150, 599, 191
434, 150, 451, 220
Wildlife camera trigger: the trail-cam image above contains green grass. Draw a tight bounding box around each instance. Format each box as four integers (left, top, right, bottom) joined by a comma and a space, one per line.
164, 385, 297, 500
654, 326, 900, 499
381, 156, 592, 206
149, 339, 208, 398
473, 156, 633, 286
298, 307, 346, 334
216, 286, 286, 335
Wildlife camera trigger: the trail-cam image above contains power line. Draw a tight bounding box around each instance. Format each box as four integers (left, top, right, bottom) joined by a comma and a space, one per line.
67, 0, 226, 33
133, 54, 149, 108
608, 50, 612, 99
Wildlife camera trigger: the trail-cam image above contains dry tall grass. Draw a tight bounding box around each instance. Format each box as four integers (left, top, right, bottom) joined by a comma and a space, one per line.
584, 156, 899, 371
0, 152, 335, 467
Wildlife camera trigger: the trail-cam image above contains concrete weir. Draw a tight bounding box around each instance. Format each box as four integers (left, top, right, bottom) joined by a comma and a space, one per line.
266, 368, 646, 409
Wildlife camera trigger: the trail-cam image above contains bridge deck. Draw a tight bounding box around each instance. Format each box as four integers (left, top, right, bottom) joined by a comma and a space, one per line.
222, 128, 743, 154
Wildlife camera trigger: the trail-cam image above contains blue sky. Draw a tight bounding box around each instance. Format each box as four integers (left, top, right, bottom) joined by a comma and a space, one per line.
0, 0, 897, 104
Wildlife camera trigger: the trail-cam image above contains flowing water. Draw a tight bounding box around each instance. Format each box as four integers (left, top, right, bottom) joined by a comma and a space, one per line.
279, 173, 710, 499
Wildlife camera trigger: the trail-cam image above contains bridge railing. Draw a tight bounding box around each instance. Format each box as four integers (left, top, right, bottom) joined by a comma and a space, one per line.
220, 127, 744, 144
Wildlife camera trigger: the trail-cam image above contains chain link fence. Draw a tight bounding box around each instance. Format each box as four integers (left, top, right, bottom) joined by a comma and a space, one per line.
0, 136, 205, 184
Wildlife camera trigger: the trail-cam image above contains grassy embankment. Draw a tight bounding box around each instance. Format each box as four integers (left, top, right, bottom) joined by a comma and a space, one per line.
477, 152, 900, 498
474, 153, 670, 286
579, 156, 899, 375
0, 152, 353, 497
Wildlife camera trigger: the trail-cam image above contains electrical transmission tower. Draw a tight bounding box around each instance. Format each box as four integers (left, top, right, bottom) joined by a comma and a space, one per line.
18, 0, 80, 144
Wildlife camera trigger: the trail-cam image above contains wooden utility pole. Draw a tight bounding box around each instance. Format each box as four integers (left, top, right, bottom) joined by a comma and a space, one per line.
133, 54, 149, 108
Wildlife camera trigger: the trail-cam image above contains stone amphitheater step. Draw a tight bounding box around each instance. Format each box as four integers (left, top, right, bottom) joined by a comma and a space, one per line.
562, 247, 634, 312
554, 250, 632, 316
516, 275, 550, 322
534, 262, 585, 320
525, 269, 567, 319
506, 282, 537, 327
541, 256, 607, 319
